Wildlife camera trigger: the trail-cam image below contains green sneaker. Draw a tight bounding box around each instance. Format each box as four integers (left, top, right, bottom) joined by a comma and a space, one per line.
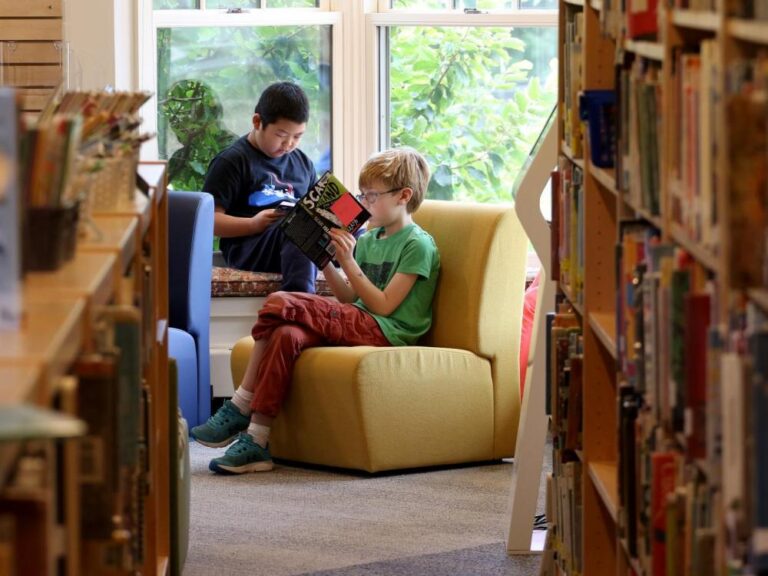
190, 400, 250, 448
209, 433, 274, 475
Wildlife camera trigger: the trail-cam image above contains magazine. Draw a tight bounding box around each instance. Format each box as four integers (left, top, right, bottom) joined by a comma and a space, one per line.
280, 171, 370, 269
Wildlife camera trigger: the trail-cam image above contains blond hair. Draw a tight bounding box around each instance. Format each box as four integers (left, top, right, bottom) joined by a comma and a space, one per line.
358, 147, 430, 213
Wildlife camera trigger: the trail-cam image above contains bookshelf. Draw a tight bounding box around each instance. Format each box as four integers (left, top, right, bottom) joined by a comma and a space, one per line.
671, 8, 720, 31
0, 162, 171, 575
547, 0, 768, 574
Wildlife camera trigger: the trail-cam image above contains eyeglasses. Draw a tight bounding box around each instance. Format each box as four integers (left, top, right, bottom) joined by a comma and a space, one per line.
355, 187, 403, 205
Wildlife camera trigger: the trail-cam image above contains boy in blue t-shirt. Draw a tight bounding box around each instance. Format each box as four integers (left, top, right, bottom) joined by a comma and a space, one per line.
192, 148, 441, 474
203, 81, 318, 293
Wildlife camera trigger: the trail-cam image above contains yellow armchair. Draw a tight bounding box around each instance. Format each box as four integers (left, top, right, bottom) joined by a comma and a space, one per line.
230, 200, 527, 472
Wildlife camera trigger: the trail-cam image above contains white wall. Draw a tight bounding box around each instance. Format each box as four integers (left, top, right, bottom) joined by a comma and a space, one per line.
63, 0, 137, 91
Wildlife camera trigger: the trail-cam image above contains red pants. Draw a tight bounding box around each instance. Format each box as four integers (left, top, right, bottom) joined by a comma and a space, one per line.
249, 291, 390, 417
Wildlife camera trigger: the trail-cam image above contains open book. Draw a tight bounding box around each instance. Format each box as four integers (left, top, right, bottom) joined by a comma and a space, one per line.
280, 171, 370, 269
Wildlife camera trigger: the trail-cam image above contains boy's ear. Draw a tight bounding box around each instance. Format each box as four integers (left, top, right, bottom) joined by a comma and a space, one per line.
399, 187, 413, 206
252, 113, 262, 130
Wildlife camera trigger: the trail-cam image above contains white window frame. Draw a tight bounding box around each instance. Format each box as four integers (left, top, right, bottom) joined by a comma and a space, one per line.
137, 0, 343, 176
365, 8, 558, 164
136, 1, 557, 189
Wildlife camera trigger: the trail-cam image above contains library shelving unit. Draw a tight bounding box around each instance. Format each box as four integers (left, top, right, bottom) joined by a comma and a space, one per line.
550, 0, 768, 574
0, 162, 171, 575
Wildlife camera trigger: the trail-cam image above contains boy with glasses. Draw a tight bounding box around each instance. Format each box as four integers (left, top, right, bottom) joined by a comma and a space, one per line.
192, 147, 441, 474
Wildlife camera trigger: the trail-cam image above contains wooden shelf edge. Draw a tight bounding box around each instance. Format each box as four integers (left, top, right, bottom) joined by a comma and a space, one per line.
560, 283, 584, 317
624, 39, 665, 61
588, 461, 618, 522
622, 196, 663, 229
671, 9, 720, 31
589, 164, 618, 196
588, 312, 617, 359
748, 289, 768, 311
564, 0, 585, 6
561, 143, 586, 170
730, 18, 768, 46
669, 222, 719, 272
619, 538, 644, 575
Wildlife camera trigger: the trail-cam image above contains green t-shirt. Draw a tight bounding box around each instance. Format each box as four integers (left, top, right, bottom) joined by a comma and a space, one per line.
353, 223, 440, 346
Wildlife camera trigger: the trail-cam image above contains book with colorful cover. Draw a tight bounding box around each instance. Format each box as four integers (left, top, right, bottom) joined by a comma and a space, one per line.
280, 171, 370, 269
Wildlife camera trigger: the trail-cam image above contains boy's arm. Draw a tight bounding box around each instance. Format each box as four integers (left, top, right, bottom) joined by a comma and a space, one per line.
321, 263, 357, 303
214, 207, 282, 237
330, 229, 418, 316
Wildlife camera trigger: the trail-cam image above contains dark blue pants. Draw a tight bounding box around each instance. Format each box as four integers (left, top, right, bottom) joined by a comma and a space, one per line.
222, 224, 317, 293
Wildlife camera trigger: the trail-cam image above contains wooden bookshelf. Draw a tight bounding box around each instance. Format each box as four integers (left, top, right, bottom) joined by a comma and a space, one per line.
669, 222, 719, 272
0, 162, 171, 575
588, 461, 618, 522
589, 164, 618, 196
671, 9, 720, 31
624, 39, 665, 61
561, 142, 585, 169
560, 282, 584, 317
748, 289, 768, 312
549, 0, 760, 572
729, 18, 768, 45
588, 311, 617, 359
624, 195, 663, 230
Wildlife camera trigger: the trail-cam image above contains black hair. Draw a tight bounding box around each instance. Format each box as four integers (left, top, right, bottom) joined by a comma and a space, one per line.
254, 81, 310, 128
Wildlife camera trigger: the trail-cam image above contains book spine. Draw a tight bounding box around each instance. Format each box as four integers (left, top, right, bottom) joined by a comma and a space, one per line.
0, 88, 21, 331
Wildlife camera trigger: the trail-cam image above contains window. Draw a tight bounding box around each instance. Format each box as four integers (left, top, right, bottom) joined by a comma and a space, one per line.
374, 8, 557, 202
153, 0, 319, 9
142, 4, 336, 191
140, 3, 557, 203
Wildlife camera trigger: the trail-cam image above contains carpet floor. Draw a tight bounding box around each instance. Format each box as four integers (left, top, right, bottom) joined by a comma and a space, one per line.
184, 441, 549, 576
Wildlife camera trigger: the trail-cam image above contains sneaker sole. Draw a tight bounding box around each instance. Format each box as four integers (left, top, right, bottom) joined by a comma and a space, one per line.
209, 460, 274, 475
191, 434, 238, 449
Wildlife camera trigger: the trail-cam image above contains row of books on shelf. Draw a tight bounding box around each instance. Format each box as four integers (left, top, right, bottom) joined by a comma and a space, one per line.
563, 9, 584, 160
0, 87, 153, 329
616, 220, 768, 574
549, 215, 768, 574
551, 160, 585, 310
0, 310, 151, 574
542, 307, 583, 576
668, 42, 719, 252
727, 53, 768, 289
562, 40, 754, 263
619, 56, 662, 219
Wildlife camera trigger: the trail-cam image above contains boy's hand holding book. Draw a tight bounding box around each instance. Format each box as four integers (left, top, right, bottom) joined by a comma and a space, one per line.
250, 209, 284, 234
329, 228, 356, 267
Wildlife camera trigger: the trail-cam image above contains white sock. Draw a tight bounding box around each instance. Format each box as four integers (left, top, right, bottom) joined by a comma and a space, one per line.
230, 387, 253, 416
247, 422, 271, 449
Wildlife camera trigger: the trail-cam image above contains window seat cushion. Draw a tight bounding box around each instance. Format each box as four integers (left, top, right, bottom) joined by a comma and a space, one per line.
211, 267, 333, 298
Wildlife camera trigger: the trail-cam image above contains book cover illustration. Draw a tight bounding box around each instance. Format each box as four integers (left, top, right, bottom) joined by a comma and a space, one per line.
280, 172, 370, 269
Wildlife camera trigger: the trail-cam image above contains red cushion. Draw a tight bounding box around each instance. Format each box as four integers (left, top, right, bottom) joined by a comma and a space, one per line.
519, 271, 541, 401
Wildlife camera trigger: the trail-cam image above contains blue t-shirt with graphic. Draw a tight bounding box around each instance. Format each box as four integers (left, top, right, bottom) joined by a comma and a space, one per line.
203, 134, 317, 258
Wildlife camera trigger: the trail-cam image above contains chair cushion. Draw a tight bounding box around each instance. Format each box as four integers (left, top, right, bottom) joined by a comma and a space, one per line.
168, 328, 199, 426
211, 267, 333, 298
231, 336, 496, 472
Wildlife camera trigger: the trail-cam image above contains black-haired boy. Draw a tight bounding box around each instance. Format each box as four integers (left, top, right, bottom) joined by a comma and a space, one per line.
203, 81, 318, 293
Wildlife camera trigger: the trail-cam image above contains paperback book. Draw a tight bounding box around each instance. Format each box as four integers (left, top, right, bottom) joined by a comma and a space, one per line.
280, 172, 370, 269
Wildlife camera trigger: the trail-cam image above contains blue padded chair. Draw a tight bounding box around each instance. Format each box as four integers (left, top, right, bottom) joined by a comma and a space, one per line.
168, 191, 214, 428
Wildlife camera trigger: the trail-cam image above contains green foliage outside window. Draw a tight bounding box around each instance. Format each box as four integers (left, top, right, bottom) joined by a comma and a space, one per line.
156, 21, 556, 203
388, 26, 557, 202
156, 25, 331, 192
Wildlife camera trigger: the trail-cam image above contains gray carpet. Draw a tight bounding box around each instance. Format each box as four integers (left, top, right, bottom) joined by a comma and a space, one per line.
184, 441, 550, 576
